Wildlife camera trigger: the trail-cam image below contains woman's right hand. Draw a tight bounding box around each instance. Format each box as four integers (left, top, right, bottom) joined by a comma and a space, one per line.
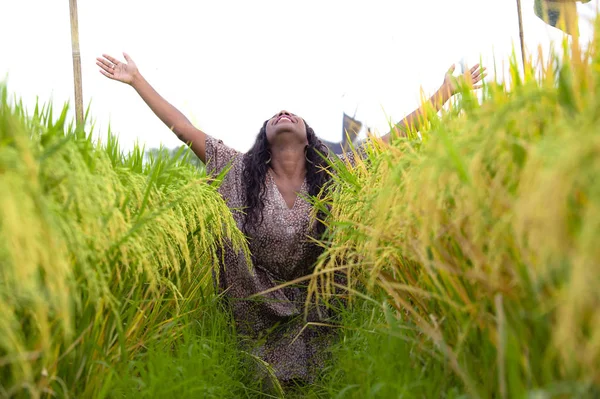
96, 53, 139, 85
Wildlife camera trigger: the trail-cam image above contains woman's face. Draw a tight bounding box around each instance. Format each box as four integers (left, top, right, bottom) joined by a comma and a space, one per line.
265, 110, 308, 145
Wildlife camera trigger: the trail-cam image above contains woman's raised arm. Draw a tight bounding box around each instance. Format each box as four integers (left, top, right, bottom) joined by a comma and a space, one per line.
97, 53, 208, 163
380, 64, 486, 144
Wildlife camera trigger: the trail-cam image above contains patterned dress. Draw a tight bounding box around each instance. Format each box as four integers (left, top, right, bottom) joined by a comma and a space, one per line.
205, 135, 356, 383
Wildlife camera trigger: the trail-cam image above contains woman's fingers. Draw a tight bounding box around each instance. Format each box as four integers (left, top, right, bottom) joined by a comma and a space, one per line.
469, 64, 481, 74
96, 57, 119, 77
471, 64, 486, 76
96, 61, 112, 75
96, 56, 111, 68
473, 71, 488, 84
96, 58, 112, 70
453, 63, 487, 90
102, 53, 121, 66
98, 68, 115, 80
468, 66, 487, 87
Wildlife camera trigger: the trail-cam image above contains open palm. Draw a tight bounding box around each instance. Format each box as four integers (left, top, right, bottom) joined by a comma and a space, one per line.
444, 63, 487, 96
96, 53, 138, 85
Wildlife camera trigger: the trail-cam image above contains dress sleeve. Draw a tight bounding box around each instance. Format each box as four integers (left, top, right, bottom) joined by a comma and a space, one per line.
331, 139, 369, 168
204, 135, 242, 177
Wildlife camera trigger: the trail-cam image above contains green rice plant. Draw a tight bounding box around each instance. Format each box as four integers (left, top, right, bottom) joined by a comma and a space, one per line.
0, 86, 249, 398
289, 297, 461, 399
310, 20, 600, 399
99, 293, 263, 399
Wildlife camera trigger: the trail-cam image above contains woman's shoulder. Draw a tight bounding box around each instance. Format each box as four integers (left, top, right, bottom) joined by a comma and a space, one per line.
328, 139, 369, 167
205, 135, 244, 177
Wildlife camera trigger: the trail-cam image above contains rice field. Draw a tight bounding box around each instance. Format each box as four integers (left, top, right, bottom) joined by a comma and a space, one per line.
2, 20, 600, 399
311, 27, 600, 398
0, 90, 250, 397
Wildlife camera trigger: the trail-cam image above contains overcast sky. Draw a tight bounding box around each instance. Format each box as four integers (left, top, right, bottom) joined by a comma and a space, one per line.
1, 0, 598, 152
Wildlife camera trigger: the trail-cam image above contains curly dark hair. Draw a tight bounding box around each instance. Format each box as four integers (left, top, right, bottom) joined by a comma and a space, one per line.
242, 119, 331, 237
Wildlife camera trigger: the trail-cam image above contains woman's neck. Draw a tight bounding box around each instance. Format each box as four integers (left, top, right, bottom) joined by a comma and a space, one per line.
269, 144, 306, 181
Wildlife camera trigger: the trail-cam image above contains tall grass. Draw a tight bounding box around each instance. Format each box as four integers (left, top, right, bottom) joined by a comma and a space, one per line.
101, 294, 264, 398
311, 23, 600, 399
286, 298, 461, 399
0, 86, 249, 398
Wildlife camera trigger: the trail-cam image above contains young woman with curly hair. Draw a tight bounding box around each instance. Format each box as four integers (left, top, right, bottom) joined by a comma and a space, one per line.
97, 52, 485, 390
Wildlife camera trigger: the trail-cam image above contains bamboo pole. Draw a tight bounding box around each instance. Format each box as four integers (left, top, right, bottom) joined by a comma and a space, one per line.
69, 0, 84, 125
516, 0, 527, 68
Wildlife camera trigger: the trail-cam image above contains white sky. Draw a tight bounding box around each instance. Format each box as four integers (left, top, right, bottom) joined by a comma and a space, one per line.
1, 0, 598, 152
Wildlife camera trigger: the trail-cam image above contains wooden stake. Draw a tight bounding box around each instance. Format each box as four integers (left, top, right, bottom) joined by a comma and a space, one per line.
69, 0, 84, 125
516, 0, 527, 68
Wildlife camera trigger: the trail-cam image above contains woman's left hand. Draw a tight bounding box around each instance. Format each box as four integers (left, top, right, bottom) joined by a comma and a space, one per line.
443, 63, 487, 96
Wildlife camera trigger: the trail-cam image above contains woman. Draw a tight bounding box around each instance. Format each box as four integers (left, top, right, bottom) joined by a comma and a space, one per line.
96, 53, 485, 388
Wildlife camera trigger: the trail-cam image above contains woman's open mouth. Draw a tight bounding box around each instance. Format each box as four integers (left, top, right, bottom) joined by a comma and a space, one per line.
276, 115, 294, 124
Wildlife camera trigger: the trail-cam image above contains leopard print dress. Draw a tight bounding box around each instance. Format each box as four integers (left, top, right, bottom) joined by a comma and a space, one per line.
205, 135, 359, 383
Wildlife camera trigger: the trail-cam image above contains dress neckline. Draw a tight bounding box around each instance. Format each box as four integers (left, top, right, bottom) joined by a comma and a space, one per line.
267, 169, 307, 210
